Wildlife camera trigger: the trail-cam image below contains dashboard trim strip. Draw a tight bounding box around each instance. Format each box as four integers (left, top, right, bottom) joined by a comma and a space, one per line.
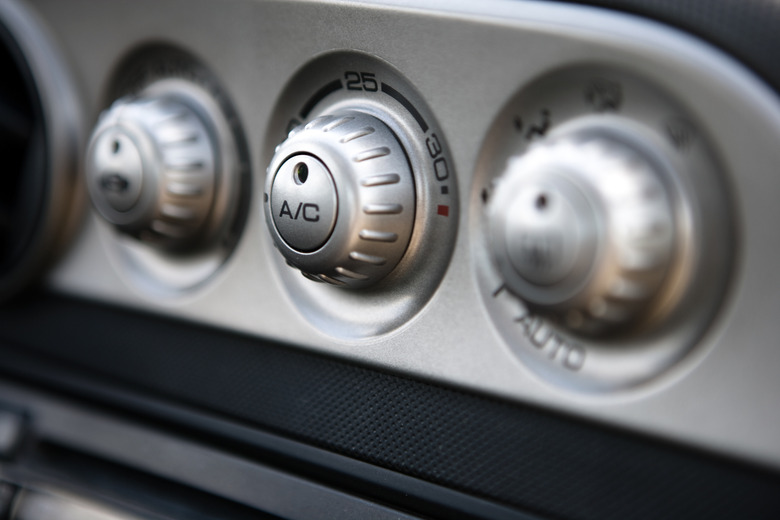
1, 293, 778, 520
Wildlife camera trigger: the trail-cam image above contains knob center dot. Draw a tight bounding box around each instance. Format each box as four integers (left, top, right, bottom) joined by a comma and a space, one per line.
294, 162, 309, 185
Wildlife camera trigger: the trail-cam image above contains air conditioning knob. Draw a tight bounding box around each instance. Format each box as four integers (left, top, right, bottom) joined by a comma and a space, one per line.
265, 111, 415, 288
488, 122, 677, 334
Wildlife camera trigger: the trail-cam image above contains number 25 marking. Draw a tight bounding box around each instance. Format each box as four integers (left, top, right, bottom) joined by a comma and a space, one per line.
345, 71, 378, 92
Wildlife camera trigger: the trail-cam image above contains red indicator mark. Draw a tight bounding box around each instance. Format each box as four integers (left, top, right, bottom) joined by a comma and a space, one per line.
437, 205, 449, 217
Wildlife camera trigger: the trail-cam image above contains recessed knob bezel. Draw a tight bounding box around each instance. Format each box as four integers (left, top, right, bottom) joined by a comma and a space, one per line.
261, 51, 458, 339
472, 65, 733, 392
85, 46, 251, 297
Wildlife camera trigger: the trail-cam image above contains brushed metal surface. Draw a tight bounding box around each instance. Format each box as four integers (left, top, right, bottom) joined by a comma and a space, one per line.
20, 0, 780, 470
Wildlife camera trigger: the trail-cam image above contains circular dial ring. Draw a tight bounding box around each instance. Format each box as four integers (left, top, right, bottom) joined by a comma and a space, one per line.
261, 52, 458, 338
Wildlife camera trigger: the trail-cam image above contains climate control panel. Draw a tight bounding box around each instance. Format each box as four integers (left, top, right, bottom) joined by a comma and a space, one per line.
16, 0, 780, 474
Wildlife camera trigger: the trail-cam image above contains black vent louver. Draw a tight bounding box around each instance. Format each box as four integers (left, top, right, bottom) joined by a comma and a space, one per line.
0, 19, 48, 296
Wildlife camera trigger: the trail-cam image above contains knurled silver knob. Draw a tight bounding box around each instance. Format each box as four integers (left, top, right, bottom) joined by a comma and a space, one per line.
86, 82, 220, 251
488, 123, 676, 334
265, 111, 415, 288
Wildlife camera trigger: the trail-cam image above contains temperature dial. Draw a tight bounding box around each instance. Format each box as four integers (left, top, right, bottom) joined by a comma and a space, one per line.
87, 79, 234, 251
265, 111, 415, 288
488, 120, 678, 334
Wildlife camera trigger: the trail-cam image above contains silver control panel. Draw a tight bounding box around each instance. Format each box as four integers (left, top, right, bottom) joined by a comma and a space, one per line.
11, 0, 780, 471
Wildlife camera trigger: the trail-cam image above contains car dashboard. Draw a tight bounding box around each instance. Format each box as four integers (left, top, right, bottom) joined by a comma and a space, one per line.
1, 0, 780, 518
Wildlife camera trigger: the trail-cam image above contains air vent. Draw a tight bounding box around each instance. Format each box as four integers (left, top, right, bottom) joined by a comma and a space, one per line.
0, 1, 82, 301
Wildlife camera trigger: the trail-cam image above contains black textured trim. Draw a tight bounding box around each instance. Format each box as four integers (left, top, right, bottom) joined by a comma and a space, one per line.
555, 0, 780, 94
1, 293, 779, 520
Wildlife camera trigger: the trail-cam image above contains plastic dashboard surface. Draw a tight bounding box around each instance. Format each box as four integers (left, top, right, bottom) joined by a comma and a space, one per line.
1, 0, 780, 519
